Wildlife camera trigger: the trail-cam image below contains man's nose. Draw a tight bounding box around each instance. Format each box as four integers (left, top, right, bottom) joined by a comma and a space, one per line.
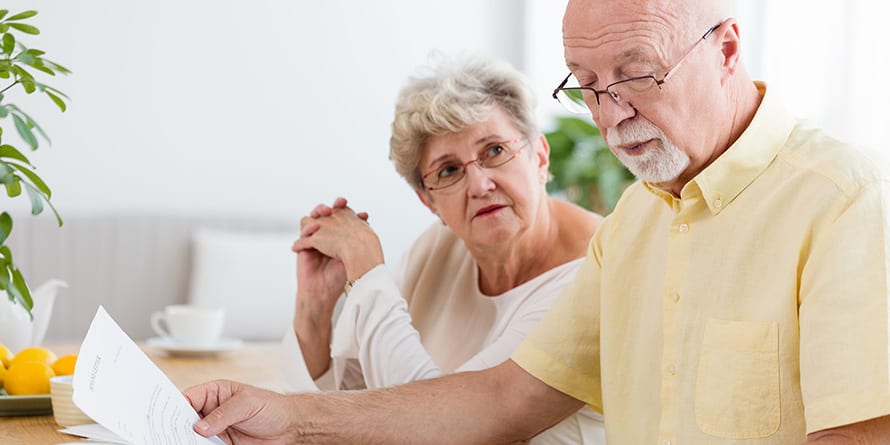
592, 93, 636, 129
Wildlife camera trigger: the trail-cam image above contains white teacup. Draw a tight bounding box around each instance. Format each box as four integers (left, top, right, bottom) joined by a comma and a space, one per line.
150, 304, 225, 346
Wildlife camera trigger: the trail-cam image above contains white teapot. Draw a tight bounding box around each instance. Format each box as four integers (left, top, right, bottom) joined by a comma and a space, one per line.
0, 279, 67, 353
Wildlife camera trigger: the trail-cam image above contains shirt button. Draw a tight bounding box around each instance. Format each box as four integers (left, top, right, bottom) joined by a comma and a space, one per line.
714, 198, 723, 208
663, 440, 672, 445
670, 292, 680, 303
678, 223, 689, 233
666, 364, 677, 376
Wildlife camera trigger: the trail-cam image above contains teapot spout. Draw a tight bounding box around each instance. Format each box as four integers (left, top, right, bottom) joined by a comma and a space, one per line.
30, 278, 68, 346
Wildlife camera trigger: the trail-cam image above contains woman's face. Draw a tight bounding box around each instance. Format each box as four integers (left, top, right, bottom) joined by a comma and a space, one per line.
417, 107, 550, 251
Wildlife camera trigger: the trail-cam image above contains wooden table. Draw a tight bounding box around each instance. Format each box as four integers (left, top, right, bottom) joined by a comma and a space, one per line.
0, 341, 284, 444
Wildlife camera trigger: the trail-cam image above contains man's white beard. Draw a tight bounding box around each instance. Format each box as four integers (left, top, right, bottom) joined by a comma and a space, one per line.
606, 119, 690, 184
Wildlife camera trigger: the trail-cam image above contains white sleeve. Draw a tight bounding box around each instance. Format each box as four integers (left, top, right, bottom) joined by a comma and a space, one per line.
279, 326, 336, 392
329, 264, 444, 389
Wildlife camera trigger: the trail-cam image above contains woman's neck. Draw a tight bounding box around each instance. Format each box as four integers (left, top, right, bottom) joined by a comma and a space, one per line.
473, 198, 565, 296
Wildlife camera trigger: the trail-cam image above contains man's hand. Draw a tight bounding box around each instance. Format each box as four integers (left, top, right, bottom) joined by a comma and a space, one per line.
185, 380, 299, 445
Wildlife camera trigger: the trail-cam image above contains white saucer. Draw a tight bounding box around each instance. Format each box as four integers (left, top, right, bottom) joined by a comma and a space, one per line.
146, 337, 243, 357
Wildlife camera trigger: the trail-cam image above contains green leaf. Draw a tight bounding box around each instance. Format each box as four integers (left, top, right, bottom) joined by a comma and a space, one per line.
46, 90, 66, 112
4, 177, 21, 197
8, 105, 50, 145
0, 10, 9, 21
0, 105, 8, 118
9, 161, 51, 197
2, 33, 14, 55
44, 59, 71, 74
12, 114, 38, 149
0, 144, 32, 164
0, 212, 11, 245
7, 23, 39, 35
22, 181, 44, 215
0, 245, 12, 261
11, 267, 33, 315
5, 10, 38, 21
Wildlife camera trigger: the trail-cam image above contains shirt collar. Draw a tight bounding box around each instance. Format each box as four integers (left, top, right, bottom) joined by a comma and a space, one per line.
644, 82, 797, 214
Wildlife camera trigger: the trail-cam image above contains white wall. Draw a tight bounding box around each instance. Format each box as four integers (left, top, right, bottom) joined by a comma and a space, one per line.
1, 0, 523, 262
524, 0, 890, 151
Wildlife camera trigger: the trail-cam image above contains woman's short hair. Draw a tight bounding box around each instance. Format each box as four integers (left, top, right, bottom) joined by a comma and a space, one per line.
389, 54, 538, 191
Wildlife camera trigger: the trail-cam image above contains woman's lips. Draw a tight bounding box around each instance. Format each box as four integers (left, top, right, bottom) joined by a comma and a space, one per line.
475, 204, 506, 217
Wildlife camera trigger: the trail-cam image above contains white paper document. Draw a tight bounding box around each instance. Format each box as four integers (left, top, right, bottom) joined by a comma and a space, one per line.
71, 306, 225, 445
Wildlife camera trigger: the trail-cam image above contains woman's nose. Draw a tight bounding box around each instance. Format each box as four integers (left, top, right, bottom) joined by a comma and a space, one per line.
464, 163, 496, 197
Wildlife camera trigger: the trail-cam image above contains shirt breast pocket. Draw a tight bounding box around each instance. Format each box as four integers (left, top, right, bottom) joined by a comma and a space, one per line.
695, 318, 781, 439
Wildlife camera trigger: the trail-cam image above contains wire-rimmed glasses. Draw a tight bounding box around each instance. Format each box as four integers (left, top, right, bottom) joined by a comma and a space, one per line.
552, 21, 723, 114
421, 138, 529, 191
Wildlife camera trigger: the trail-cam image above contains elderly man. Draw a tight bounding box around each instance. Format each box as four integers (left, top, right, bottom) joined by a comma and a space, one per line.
185, 0, 890, 443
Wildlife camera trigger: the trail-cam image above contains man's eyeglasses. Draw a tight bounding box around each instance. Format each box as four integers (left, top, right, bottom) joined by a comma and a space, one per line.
552, 21, 723, 114
422, 138, 529, 191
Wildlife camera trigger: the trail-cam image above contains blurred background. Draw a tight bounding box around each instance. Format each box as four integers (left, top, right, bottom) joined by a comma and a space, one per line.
1, 0, 887, 340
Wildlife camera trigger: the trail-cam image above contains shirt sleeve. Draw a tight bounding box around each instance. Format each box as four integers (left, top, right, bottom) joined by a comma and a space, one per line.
799, 180, 890, 433
511, 239, 604, 413
328, 264, 445, 388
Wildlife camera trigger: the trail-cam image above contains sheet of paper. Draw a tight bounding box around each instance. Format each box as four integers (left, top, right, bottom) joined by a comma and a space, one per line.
72, 306, 225, 445
58, 423, 128, 444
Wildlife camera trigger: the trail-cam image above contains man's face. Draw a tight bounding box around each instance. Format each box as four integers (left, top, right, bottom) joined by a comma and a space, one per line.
562, 0, 724, 190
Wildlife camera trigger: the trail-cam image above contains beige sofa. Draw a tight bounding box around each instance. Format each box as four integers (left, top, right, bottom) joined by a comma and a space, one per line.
7, 212, 299, 343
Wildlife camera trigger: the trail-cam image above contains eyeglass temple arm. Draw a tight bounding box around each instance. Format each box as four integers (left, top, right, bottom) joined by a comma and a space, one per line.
552, 73, 572, 99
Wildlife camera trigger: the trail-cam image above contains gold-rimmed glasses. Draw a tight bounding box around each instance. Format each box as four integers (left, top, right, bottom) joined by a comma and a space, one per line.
421, 138, 529, 191
552, 21, 723, 114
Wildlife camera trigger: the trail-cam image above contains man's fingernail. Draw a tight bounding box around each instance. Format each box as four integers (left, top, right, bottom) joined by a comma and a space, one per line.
196, 420, 210, 431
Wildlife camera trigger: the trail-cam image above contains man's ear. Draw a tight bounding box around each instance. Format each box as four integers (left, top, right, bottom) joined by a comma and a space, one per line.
718, 18, 742, 80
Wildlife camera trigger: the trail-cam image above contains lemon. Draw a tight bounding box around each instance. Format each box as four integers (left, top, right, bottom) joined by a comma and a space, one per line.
10, 346, 57, 369
0, 362, 6, 389
0, 343, 12, 369
4, 361, 55, 395
52, 354, 78, 376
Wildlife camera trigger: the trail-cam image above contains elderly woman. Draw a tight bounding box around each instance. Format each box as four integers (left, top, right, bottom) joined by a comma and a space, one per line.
281, 55, 605, 444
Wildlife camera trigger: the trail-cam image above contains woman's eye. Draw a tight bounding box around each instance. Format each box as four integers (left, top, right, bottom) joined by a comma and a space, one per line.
437, 164, 461, 178
483, 144, 507, 160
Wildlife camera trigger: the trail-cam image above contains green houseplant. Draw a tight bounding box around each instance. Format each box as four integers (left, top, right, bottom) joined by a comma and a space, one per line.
545, 116, 634, 214
0, 9, 69, 317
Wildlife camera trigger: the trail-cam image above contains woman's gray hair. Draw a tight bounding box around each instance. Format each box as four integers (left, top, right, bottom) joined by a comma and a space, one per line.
389, 54, 539, 191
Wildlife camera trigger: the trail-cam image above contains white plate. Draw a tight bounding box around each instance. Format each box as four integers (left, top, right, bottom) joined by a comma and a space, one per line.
145, 337, 243, 357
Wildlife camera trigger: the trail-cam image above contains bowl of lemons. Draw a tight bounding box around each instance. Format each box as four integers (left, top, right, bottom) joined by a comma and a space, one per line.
0, 343, 78, 417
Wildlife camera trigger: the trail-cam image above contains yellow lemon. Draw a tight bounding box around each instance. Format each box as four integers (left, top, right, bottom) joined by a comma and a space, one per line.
0, 343, 12, 369
10, 346, 57, 369
52, 354, 78, 376
0, 362, 6, 389
4, 361, 55, 395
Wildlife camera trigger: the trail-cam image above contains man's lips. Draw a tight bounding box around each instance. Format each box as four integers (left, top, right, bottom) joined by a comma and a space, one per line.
616, 139, 654, 155
474, 204, 506, 217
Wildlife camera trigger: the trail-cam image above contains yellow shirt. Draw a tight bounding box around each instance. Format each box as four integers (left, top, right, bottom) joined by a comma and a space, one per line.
513, 83, 890, 444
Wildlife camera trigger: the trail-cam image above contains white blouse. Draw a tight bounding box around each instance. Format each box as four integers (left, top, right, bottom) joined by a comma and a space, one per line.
281, 223, 605, 444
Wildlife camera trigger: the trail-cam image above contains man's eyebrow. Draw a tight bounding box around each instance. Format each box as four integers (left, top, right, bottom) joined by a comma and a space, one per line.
566, 46, 651, 76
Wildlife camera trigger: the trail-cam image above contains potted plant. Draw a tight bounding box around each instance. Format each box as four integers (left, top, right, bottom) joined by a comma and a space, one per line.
545, 116, 634, 214
0, 9, 69, 318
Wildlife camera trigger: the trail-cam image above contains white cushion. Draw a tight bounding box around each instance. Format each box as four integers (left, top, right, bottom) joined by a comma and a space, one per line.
187, 227, 297, 340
